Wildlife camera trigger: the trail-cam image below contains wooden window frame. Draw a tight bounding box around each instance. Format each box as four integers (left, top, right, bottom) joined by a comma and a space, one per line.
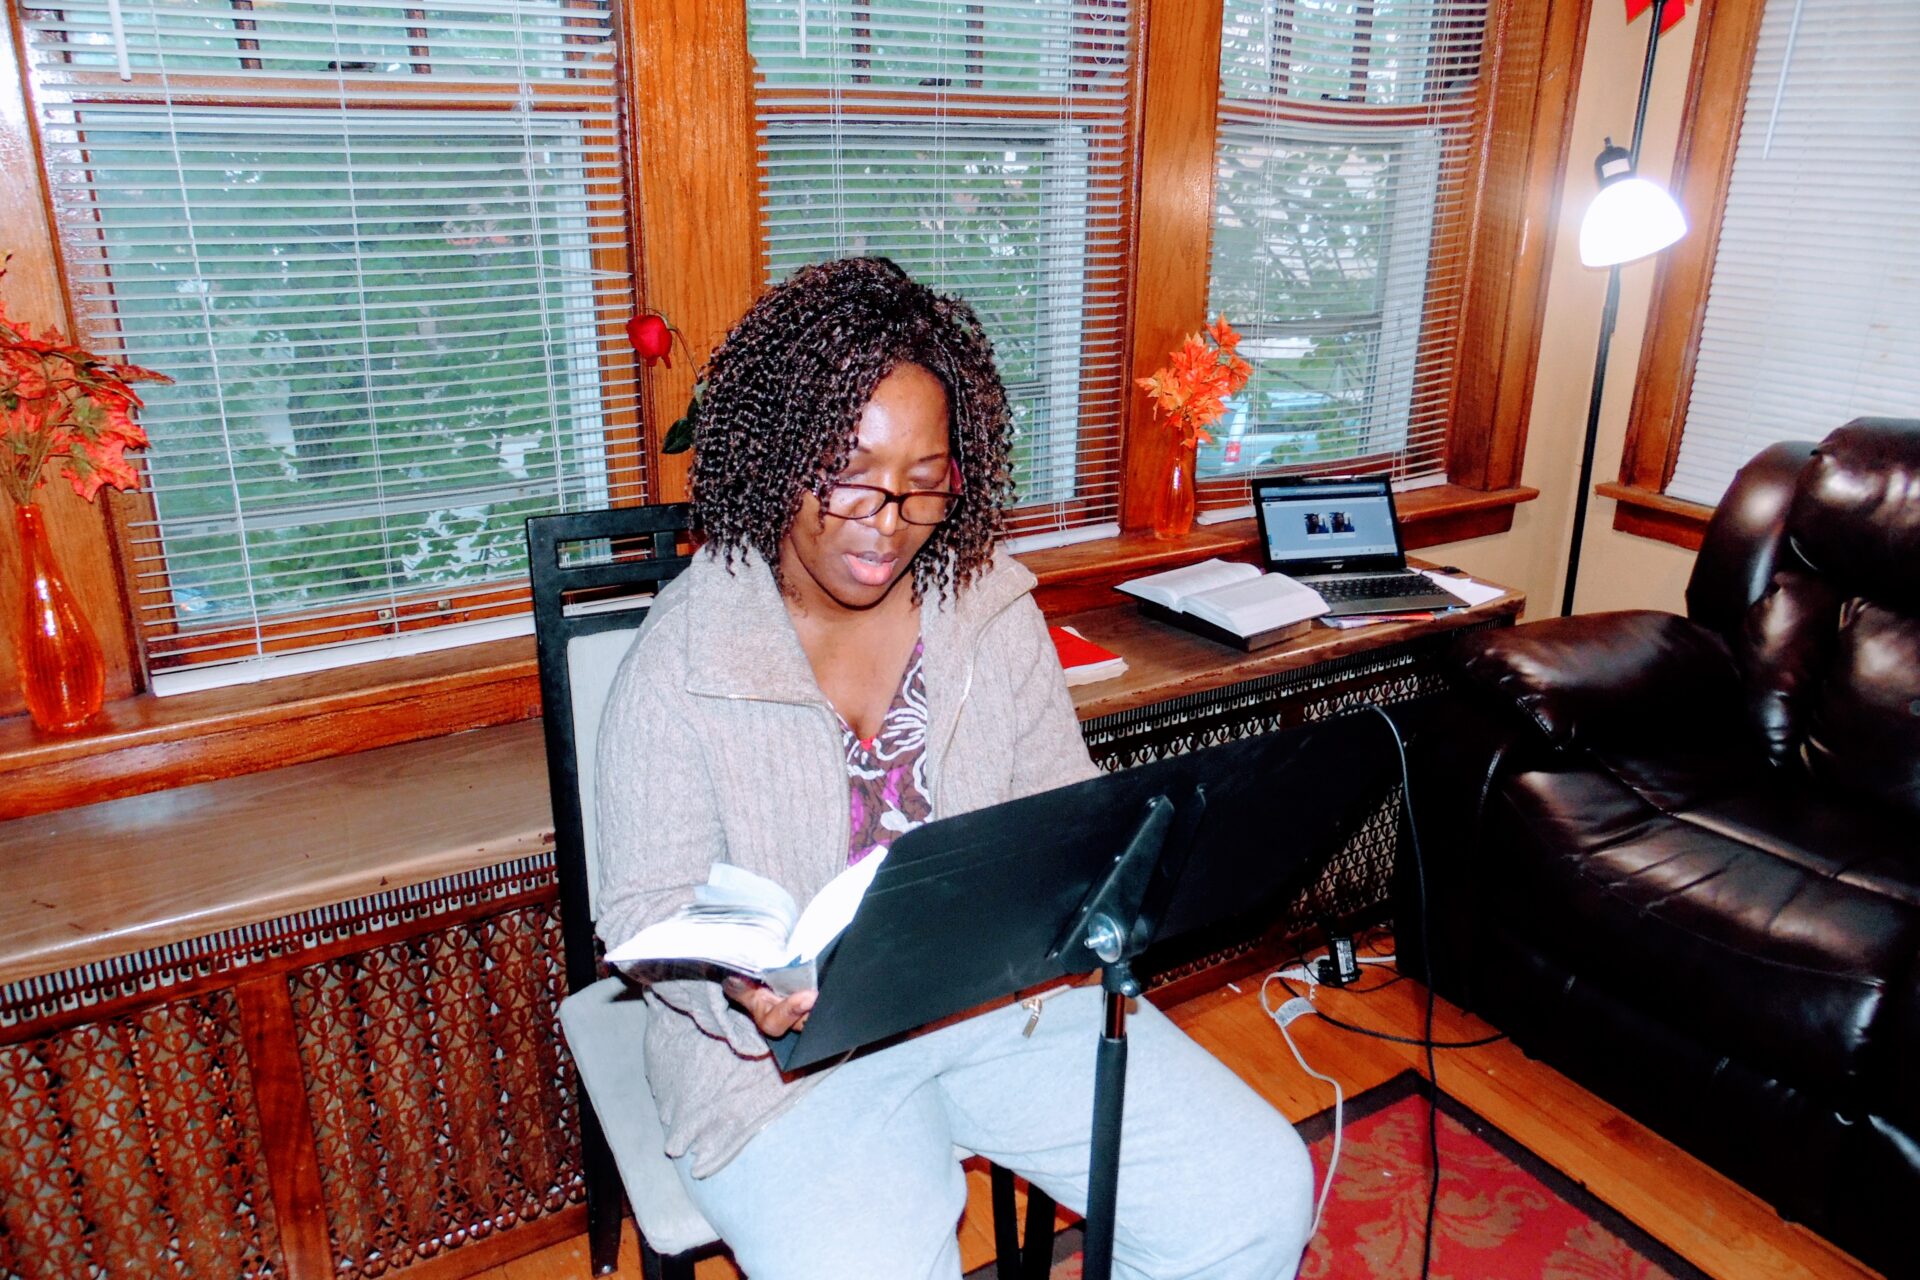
1598, 0, 1761, 551
26, 3, 646, 678
1193, 7, 1490, 503
1, 0, 1580, 818
747, 29, 1142, 542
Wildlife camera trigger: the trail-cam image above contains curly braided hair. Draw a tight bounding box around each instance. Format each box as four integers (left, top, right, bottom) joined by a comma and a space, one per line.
690, 256, 1015, 603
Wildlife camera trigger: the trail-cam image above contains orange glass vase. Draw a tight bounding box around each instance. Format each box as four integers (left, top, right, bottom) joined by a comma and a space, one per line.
10, 502, 106, 733
1151, 443, 1198, 541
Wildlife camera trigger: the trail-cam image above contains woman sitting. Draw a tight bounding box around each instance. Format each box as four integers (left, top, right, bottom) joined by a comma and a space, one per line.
596, 256, 1314, 1279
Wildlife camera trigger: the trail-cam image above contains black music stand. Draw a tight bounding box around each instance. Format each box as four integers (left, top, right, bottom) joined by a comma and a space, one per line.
766, 708, 1406, 1280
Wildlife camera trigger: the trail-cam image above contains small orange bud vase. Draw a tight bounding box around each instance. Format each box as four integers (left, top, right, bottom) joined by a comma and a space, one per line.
10, 502, 105, 733
1151, 442, 1198, 541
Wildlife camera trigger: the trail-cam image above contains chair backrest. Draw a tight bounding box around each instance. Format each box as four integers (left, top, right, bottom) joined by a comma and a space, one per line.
527, 505, 695, 993
1686, 418, 1920, 817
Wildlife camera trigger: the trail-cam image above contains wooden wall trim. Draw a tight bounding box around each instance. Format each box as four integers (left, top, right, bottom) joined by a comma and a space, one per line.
235, 975, 333, 1280
1447, 0, 1593, 492
1618, 0, 1761, 494
629, 0, 760, 504
1121, 0, 1227, 531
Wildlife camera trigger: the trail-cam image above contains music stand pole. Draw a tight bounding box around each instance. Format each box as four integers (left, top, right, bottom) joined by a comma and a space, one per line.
1051, 794, 1184, 1280
1085, 952, 1141, 1280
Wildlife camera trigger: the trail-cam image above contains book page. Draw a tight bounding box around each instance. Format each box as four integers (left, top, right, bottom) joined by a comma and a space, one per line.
603, 912, 790, 973
604, 846, 886, 993
783, 846, 888, 967
1116, 557, 1260, 610
699, 861, 800, 925
1184, 574, 1328, 636
605, 861, 799, 973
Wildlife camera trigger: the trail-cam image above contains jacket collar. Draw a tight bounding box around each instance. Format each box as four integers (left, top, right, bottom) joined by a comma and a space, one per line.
680, 544, 1037, 704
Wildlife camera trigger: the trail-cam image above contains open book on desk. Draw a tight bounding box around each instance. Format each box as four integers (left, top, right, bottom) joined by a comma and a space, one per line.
1117, 558, 1329, 651
605, 853, 886, 997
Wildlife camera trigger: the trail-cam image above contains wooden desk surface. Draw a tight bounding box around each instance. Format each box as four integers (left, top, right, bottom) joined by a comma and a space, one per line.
1058, 584, 1523, 721
0, 581, 1522, 988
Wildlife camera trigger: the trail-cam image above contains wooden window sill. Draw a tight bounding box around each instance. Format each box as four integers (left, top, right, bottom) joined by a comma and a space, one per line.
0, 639, 543, 821
0, 482, 1534, 821
1596, 482, 1712, 550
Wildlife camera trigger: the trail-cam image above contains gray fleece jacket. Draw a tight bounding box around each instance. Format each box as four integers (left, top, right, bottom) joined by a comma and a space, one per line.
594, 544, 1099, 1177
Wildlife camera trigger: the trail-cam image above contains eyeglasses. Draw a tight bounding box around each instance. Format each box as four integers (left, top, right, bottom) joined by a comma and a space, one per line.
820, 483, 962, 526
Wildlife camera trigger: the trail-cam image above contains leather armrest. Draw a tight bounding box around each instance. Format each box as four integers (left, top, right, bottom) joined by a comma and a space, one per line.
1452, 611, 1742, 751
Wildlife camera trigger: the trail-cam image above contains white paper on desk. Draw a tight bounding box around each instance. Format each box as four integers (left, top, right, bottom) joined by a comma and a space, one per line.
1420, 571, 1504, 607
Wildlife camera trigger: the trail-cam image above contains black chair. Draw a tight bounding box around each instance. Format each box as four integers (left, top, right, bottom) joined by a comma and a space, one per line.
527, 505, 1057, 1278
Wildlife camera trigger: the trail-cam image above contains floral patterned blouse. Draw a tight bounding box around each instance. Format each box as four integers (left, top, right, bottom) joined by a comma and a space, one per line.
841, 639, 932, 867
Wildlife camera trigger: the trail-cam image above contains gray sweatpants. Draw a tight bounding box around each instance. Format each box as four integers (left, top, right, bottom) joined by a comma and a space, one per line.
673, 984, 1314, 1279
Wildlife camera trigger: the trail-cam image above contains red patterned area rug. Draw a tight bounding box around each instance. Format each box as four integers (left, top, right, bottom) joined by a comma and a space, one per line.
976, 1071, 1705, 1279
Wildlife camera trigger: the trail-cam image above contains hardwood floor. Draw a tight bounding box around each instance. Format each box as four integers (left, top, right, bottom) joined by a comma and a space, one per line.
488, 950, 1881, 1280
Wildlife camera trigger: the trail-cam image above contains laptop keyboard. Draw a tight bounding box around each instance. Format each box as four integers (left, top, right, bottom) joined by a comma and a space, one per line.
1314, 574, 1439, 602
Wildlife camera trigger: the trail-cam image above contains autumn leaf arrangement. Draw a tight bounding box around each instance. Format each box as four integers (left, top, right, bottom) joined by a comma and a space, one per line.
1135, 315, 1252, 451
1, 257, 170, 510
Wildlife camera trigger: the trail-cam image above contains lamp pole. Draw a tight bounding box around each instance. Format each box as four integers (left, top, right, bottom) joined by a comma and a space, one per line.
1561, 0, 1669, 617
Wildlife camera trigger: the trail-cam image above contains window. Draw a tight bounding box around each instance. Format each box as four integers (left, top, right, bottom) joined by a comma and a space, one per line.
746, 0, 1135, 545
1202, 0, 1490, 502
1660, 0, 1920, 506
19, 0, 642, 690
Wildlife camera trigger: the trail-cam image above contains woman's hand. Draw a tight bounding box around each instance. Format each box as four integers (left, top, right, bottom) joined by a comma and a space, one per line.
722, 976, 817, 1038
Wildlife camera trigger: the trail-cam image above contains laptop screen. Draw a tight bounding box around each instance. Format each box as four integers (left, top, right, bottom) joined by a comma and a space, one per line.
1253, 477, 1407, 574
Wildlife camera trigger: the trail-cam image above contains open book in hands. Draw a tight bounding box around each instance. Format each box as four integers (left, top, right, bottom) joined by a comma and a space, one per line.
1117, 558, 1328, 650
605, 852, 887, 997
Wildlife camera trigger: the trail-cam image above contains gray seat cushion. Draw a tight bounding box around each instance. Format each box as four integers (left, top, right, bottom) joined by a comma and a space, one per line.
559, 977, 720, 1257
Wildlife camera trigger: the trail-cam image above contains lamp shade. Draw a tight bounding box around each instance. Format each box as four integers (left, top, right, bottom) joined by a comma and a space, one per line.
1579, 143, 1687, 267
1580, 178, 1688, 266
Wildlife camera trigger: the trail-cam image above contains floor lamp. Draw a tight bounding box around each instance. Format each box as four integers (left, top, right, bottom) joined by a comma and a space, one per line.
1560, 0, 1689, 616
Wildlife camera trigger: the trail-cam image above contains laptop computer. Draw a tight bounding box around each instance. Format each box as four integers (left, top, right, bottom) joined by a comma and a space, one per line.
1250, 475, 1460, 617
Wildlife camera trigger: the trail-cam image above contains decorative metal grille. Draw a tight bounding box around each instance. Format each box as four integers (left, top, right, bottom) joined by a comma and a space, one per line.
0, 854, 556, 1030
287, 900, 580, 1279
1081, 624, 1498, 970
0, 992, 286, 1279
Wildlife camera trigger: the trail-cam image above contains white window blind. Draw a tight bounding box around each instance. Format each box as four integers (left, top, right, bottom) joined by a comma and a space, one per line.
20, 0, 643, 688
1203, 0, 1491, 506
1666, 0, 1920, 506
747, 0, 1134, 544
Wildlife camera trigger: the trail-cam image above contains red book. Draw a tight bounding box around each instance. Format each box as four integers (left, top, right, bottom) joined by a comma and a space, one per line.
1049, 626, 1128, 687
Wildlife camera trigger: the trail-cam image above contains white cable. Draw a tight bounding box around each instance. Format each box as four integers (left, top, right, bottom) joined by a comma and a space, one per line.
1261, 974, 1342, 1239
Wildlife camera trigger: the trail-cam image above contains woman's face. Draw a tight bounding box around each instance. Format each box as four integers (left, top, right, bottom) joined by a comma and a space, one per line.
780, 362, 953, 616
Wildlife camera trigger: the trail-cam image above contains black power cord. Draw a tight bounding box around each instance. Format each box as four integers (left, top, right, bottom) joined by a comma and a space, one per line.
1369, 704, 1440, 1280
1266, 972, 1506, 1050
1271, 711, 1509, 1277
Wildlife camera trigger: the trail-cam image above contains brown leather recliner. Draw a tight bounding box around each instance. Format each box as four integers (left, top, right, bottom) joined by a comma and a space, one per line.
1400, 418, 1920, 1280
